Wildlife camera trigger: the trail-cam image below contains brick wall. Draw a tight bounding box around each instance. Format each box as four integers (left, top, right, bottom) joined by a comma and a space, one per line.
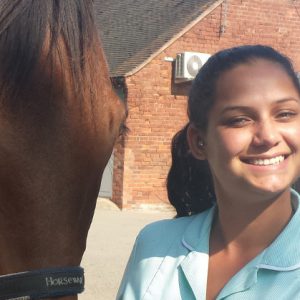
112, 0, 300, 209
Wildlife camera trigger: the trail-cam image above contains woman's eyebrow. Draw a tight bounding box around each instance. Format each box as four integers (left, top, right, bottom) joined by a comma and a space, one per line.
220, 98, 300, 115
220, 105, 253, 115
275, 97, 300, 104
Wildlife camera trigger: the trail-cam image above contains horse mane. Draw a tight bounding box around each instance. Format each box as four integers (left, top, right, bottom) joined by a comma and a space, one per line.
0, 0, 97, 112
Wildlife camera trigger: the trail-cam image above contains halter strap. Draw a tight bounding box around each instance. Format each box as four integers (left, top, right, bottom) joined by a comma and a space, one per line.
0, 266, 84, 300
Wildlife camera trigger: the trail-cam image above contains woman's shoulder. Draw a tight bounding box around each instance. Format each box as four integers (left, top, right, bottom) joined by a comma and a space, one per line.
135, 209, 212, 255
139, 214, 197, 238
141, 208, 212, 233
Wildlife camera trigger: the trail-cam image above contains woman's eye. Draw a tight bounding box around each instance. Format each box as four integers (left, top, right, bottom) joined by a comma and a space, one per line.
276, 111, 297, 120
226, 117, 251, 127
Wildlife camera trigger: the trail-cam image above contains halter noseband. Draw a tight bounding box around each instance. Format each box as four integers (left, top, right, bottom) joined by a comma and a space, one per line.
0, 266, 84, 300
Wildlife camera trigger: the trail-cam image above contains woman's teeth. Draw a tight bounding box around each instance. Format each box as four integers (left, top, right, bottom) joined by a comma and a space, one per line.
248, 155, 285, 166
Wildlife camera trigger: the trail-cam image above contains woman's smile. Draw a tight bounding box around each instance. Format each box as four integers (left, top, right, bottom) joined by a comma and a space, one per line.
240, 153, 290, 176
242, 154, 285, 166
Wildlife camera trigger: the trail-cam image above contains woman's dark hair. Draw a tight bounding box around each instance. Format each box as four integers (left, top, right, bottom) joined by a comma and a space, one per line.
167, 45, 300, 217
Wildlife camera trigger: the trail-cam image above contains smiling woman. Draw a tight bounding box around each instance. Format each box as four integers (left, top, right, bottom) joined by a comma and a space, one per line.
0, 1, 126, 299
117, 45, 300, 300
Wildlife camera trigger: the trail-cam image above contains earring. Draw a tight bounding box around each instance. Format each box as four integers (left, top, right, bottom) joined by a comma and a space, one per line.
198, 140, 204, 147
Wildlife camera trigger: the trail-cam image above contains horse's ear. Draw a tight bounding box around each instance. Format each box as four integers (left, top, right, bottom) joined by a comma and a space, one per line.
187, 124, 206, 160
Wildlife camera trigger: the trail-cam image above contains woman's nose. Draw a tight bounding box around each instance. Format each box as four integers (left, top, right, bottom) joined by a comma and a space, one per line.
252, 120, 280, 148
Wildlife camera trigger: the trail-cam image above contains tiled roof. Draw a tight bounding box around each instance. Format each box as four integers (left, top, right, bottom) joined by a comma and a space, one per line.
94, 0, 223, 76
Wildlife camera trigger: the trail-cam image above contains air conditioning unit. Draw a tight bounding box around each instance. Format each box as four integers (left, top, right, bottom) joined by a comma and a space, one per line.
175, 52, 211, 83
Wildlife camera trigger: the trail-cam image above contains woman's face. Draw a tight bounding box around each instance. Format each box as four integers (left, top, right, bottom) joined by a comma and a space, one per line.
201, 59, 300, 199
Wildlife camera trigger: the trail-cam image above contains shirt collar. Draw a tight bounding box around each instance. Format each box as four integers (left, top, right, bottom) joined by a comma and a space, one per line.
180, 206, 215, 299
181, 204, 215, 253
257, 188, 300, 271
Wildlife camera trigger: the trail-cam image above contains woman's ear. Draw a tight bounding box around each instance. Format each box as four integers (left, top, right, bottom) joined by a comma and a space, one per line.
187, 124, 206, 160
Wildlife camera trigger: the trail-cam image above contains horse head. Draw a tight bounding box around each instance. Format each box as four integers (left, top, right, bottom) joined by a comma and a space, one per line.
0, 1, 126, 299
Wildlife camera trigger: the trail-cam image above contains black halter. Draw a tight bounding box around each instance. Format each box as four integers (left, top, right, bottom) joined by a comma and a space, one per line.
0, 266, 84, 300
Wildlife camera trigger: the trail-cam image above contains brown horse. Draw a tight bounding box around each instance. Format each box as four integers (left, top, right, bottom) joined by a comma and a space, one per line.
0, 1, 126, 299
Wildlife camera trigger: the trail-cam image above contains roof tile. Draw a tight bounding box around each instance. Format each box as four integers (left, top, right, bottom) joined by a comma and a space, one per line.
94, 0, 222, 76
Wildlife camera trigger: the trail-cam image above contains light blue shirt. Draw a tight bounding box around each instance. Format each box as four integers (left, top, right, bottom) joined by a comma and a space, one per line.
117, 189, 300, 300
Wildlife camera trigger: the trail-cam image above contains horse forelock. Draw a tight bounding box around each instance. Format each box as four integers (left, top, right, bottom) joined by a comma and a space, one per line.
0, 0, 100, 117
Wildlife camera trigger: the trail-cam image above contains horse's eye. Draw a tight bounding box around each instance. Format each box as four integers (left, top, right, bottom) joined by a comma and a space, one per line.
119, 122, 129, 137
111, 77, 127, 102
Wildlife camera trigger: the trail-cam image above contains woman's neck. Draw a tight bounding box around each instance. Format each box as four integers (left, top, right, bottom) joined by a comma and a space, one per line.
211, 188, 293, 254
